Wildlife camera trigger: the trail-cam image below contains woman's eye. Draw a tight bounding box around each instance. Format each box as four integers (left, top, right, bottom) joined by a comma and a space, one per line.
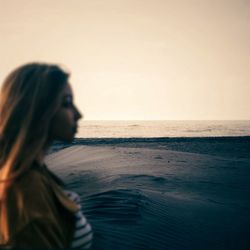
63, 102, 72, 108
62, 100, 73, 108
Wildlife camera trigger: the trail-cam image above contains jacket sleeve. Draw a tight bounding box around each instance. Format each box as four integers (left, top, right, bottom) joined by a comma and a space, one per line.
14, 218, 65, 250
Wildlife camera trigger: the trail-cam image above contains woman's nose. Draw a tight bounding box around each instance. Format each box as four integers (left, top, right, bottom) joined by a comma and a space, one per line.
74, 106, 83, 120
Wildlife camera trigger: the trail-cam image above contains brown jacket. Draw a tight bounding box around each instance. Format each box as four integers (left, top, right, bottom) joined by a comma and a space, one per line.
0, 164, 79, 249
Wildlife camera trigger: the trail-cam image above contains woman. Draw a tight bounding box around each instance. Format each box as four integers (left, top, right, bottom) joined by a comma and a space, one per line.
0, 63, 93, 249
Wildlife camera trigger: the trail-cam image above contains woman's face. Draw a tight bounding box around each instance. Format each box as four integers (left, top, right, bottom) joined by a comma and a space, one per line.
50, 82, 82, 142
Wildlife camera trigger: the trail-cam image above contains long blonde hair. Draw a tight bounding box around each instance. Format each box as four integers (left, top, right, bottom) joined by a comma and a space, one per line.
0, 63, 69, 241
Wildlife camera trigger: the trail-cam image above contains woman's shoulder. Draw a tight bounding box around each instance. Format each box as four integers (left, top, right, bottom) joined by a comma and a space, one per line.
8, 168, 55, 215
10, 167, 51, 205
14, 164, 63, 195
17, 167, 49, 187
13, 166, 79, 215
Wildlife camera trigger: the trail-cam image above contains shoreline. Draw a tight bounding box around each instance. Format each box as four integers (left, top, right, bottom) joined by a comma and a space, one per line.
50, 136, 250, 159
54, 135, 250, 146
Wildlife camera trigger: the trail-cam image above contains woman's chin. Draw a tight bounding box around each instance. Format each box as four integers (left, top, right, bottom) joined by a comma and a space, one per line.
65, 135, 75, 143
57, 134, 75, 143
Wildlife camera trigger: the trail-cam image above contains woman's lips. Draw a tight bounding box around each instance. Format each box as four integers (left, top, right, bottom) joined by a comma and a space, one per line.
72, 126, 78, 133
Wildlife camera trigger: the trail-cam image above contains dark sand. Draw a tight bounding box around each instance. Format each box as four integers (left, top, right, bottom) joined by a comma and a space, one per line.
46, 137, 250, 250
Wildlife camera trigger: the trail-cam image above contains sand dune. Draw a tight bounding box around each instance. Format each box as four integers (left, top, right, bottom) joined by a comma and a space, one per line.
45, 141, 250, 250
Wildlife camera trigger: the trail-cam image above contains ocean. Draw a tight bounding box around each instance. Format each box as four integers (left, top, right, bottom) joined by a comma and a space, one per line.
76, 120, 250, 138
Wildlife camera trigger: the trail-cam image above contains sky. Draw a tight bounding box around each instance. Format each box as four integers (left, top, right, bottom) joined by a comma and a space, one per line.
0, 0, 249, 120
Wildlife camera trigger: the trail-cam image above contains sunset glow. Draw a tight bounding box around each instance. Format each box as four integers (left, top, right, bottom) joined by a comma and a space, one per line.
0, 0, 249, 120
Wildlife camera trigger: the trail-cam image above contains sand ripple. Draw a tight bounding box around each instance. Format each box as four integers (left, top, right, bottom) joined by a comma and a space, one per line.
46, 142, 250, 249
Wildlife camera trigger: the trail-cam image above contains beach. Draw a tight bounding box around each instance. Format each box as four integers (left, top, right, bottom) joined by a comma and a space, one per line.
46, 137, 250, 250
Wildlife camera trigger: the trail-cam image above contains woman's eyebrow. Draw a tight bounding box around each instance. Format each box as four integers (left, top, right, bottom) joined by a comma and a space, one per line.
63, 94, 73, 99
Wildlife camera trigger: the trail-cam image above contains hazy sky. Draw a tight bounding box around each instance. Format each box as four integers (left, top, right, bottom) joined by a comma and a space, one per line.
0, 0, 249, 120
